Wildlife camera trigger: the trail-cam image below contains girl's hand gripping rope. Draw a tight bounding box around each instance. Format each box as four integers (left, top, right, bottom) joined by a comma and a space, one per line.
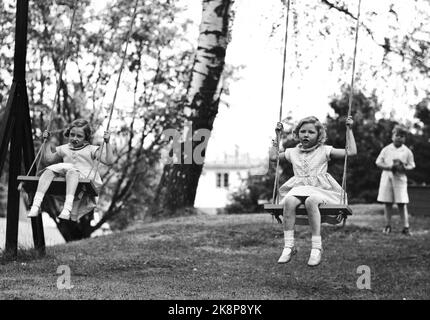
42, 130, 51, 141
103, 131, 111, 143
273, 122, 284, 149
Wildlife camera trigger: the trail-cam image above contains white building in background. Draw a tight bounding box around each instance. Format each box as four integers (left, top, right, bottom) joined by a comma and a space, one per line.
194, 146, 267, 214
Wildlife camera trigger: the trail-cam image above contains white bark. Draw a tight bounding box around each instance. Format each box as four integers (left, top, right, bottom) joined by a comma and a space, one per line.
185, 0, 233, 117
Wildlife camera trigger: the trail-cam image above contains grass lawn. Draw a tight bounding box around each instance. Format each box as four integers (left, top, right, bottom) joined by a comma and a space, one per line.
0, 204, 429, 299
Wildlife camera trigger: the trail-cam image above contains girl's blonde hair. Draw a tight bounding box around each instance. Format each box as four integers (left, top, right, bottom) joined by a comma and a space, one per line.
293, 116, 327, 145
64, 119, 93, 142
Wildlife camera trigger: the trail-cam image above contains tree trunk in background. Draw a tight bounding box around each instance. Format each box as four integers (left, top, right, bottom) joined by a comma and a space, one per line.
153, 0, 234, 215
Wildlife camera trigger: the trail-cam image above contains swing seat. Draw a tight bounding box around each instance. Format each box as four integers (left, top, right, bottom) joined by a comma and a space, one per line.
17, 176, 98, 197
264, 203, 352, 226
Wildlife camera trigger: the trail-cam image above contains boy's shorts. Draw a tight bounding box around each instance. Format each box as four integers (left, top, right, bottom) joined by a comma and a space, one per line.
377, 172, 409, 204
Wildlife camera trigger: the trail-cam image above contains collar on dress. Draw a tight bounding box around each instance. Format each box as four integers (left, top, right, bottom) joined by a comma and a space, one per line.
68, 142, 90, 151
296, 142, 322, 153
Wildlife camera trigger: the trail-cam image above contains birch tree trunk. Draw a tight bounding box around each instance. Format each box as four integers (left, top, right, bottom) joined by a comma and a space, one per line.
153, 0, 234, 215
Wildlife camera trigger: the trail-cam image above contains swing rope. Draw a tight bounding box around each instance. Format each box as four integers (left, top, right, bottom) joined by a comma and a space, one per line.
87, 0, 139, 180
18, 0, 79, 190
271, 0, 361, 207
340, 0, 361, 204
271, 0, 291, 205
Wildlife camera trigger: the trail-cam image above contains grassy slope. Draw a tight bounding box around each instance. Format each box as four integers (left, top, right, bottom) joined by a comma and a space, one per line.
0, 204, 429, 300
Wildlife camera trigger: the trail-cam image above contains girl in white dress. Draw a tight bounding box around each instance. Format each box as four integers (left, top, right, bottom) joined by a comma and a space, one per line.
27, 119, 114, 221
269, 116, 357, 266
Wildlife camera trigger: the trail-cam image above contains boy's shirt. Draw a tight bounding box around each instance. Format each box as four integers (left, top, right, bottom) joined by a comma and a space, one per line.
376, 143, 416, 173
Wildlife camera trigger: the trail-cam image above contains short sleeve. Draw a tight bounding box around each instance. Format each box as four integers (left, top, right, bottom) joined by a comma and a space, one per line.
55, 145, 65, 158
324, 145, 333, 161
375, 147, 386, 166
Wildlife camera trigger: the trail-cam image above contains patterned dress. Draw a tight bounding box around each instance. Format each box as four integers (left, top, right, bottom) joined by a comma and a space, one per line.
279, 144, 345, 205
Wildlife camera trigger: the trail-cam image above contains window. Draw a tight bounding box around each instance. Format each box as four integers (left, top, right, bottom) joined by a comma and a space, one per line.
216, 172, 229, 188
224, 173, 229, 188
216, 173, 222, 188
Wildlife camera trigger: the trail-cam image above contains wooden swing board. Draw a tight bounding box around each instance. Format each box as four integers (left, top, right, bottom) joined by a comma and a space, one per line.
264, 203, 353, 216
264, 203, 351, 226
17, 176, 98, 197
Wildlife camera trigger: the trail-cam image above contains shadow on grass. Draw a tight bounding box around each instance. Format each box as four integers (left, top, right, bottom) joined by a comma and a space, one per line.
0, 247, 45, 265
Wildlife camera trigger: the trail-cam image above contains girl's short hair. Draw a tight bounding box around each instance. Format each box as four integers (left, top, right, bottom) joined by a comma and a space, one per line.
64, 119, 92, 142
293, 116, 327, 145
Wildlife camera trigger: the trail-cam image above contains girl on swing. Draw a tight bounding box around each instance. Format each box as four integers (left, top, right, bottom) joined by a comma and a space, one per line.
269, 115, 357, 266
27, 119, 113, 221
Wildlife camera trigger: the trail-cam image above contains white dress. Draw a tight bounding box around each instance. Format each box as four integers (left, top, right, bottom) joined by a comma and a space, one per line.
279, 144, 345, 205
43, 143, 102, 219
48, 143, 103, 191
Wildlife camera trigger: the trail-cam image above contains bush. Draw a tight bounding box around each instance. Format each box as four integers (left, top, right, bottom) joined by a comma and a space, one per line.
225, 186, 259, 214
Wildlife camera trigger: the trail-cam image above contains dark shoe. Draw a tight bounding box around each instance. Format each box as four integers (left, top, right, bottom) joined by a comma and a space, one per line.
382, 225, 391, 234
401, 227, 411, 236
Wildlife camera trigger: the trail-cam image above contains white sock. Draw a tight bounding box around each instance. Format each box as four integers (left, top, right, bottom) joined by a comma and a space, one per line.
284, 230, 295, 248
32, 192, 44, 208
311, 235, 322, 250
63, 195, 75, 212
